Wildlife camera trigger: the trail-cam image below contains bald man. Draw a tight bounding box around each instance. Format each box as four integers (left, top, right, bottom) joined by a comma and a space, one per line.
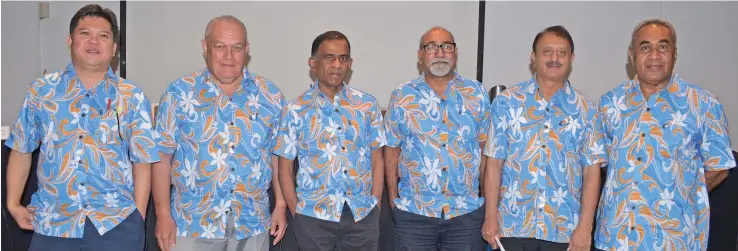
384, 26, 491, 250
152, 15, 288, 251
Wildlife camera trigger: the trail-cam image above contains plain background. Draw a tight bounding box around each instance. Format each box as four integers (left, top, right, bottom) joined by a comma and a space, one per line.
1, 1, 736, 143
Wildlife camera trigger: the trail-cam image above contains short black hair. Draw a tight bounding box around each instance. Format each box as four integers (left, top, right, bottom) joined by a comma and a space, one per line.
311, 31, 350, 57
69, 4, 119, 43
532, 25, 574, 54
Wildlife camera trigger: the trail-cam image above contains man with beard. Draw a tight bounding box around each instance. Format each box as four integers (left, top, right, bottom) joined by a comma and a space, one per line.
384, 26, 491, 250
594, 19, 735, 251
152, 15, 288, 251
482, 25, 607, 251
4, 4, 158, 251
274, 30, 386, 251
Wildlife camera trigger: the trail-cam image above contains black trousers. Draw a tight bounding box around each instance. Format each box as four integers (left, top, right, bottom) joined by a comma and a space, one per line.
493, 237, 604, 251
393, 205, 486, 251
292, 203, 380, 251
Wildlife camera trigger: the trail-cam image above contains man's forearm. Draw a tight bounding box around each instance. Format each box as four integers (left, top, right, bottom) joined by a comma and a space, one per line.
133, 162, 152, 214
706, 170, 729, 192
484, 158, 504, 218
271, 155, 286, 208
578, 164, 601, 231
278, 157, 298, 214
6, 150, 33, 206
371, 148, 385, 201
152, 153, 173, 217
384, 147, 400, 205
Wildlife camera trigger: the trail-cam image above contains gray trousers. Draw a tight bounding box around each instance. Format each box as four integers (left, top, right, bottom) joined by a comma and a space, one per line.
172, 214, 269, 251
292, 202, 380, 251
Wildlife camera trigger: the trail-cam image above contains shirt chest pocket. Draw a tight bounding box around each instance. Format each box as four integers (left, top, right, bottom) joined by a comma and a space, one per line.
445, 103, 481, 140
241, 108, 277, 147
553, 116, 585, 153
94, 109, 127, 146
660, 115, 701, 161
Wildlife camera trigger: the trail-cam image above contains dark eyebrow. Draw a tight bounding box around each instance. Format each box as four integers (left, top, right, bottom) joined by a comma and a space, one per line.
639, 39, 671, 46
423, 41, 454, 46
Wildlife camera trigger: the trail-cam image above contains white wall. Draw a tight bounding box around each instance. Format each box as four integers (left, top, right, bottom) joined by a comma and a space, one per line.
1, 1, 120, 126
2, 1, 43, 126
483, 1, 738, 146
125, 1, 480, 108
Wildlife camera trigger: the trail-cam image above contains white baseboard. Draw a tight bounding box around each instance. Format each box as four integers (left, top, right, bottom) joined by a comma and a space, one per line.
1, 126, 9, 140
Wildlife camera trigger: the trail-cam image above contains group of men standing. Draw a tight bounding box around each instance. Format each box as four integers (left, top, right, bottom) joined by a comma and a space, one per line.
5, 4, 735, 251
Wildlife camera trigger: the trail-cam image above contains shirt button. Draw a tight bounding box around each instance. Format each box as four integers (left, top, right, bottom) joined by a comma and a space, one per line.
546, 108, 550, 112
81, 113, 86, 118
343, 170, 348, 174
230, 167, 235, 172
338, 126, 342, 131
646, 107, 651, 112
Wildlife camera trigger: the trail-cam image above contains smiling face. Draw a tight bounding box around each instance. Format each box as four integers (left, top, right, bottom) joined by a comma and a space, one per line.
630, 23, 676, 86
67, 16, 117, 71
202, 19, 249, 85
418, 28, 458, 78
531, 32, 574, 82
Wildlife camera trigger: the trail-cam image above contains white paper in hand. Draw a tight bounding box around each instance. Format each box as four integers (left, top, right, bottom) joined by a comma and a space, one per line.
495, 236, 506, 251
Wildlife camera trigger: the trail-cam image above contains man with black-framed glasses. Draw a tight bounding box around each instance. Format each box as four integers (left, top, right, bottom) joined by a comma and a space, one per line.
384, 26, 491, 250
274, 30, 386, 251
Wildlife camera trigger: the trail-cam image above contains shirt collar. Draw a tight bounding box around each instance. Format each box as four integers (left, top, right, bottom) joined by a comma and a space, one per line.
530, 76, 576, 100
200, 67, 253, 92
414, 71, 462, 88
311, 79, 350, 102
628, 72, 681, 97
63, 63, 120, 83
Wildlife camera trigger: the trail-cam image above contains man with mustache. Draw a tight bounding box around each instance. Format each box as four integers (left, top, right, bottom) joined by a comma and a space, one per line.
594, 19, 735, 251
152, 15, 288, 251
4, 4, 158, 251
384, 26, 491, 250
274, 30, 386, 251
482, 25, 606, 251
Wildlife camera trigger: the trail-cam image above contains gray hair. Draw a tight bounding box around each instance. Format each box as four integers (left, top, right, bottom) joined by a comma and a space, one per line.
204, 15, 248, 41
630, 19, 677, 48
419, 26, 456, 49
